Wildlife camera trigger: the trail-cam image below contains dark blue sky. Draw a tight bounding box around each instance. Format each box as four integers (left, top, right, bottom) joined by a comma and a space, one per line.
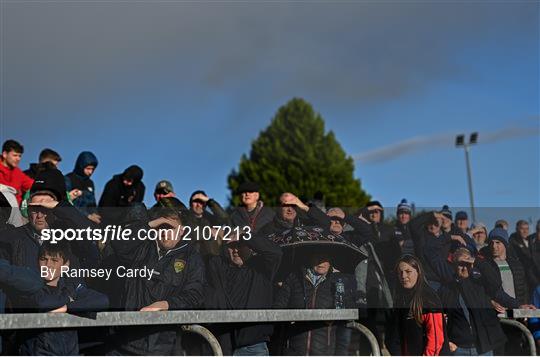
1, 2, 538, 226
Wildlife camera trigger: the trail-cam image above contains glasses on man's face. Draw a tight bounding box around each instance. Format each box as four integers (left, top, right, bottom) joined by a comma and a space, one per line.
280, 204, 295, 208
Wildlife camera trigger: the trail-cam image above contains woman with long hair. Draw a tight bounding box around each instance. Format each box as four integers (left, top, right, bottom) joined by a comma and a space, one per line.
386, 254, 446, 356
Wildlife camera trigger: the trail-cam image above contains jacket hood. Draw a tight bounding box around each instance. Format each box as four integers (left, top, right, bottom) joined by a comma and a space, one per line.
74, 151, 98, 176
122, 165, 143, 183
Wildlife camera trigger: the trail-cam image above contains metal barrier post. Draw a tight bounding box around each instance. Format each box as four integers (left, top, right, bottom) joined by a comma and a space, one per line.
181, 324, 223, 356
499, 318, 536, 356
346, 321, 381, 356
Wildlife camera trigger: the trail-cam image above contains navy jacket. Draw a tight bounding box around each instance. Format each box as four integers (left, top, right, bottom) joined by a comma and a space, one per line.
18, 278, 109, 356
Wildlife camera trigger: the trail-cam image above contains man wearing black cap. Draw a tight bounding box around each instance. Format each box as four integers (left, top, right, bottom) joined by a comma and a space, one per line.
98, 165, 145, 225
455, 211, 469, 234
230, 182, 275, 234
0, 169, 99, 274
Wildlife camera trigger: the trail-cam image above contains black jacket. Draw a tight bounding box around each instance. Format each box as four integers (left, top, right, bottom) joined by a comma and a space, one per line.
98, 168, 145, 225
386, 286, 446, 356
230, 201, 275, 234
0, 201, 99, 278
65, 151, 99, 214
111, 222, 205, 355
204, 233, 282, 353
530, 233, 540, 282
273, 269, 357, 355
394, 221, 415, 255
409, 213, 454, 285
439, 276, 507, 354
480, 252, 530, 306
509, 233, 539, 288
189, 199, 229, 257
18, 279, 109, 356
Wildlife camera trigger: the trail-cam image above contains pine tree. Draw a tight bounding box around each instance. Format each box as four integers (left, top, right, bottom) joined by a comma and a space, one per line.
227, 98, 370, 208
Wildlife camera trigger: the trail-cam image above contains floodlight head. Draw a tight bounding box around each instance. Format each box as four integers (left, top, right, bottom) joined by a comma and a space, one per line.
470, 132, 478, 145
455, 134, 465, 147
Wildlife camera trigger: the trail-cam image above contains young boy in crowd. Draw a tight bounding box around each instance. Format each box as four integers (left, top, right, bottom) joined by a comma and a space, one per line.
17, 242, 108, 355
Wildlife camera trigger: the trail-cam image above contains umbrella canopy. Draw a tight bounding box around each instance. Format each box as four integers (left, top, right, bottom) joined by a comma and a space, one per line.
269, 226, 367, 274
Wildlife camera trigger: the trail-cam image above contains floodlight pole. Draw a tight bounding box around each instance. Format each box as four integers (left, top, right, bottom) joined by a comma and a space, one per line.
463, 144, 476, 223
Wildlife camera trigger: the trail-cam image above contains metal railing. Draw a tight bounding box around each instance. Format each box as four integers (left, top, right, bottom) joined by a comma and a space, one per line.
1, 309, 536, 356
0, 309, 381, 356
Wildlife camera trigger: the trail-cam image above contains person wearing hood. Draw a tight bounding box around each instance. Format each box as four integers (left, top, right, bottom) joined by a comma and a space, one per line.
204, 228, 282, 355
230, 182, 275, 234
98, 165, 145, 226
65, 151, 100, 221
24, 148, 62, 179
469, 222, 489, 251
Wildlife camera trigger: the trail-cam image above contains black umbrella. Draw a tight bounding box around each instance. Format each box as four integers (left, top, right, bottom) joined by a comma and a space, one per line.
269, 226, 367, 274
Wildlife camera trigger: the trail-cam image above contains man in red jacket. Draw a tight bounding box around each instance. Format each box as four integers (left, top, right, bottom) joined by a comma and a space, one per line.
0, 140, 34, 205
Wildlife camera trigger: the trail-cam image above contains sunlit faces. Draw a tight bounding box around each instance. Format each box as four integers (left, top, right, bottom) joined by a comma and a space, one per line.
427, 219, 441, 236
39, 253, 69, 284
190, 200, 205, 216
397, 262, 418, 289
2, 150, 22, 168
441, 215, 452, 231
29, 194, 56, 232
280, 205, 297, 222
456, 219, 469, 232
368, 208, 382, 223
491, 240, 506, 259
473, 229, 487, 244
518, 223, 530, 239
228, 243, 253, 267
397, 211, 411, 225
157, 219, 183, 251
83, 165, 95, 177
327, 208, 345, 235
241, 191, 259, 208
